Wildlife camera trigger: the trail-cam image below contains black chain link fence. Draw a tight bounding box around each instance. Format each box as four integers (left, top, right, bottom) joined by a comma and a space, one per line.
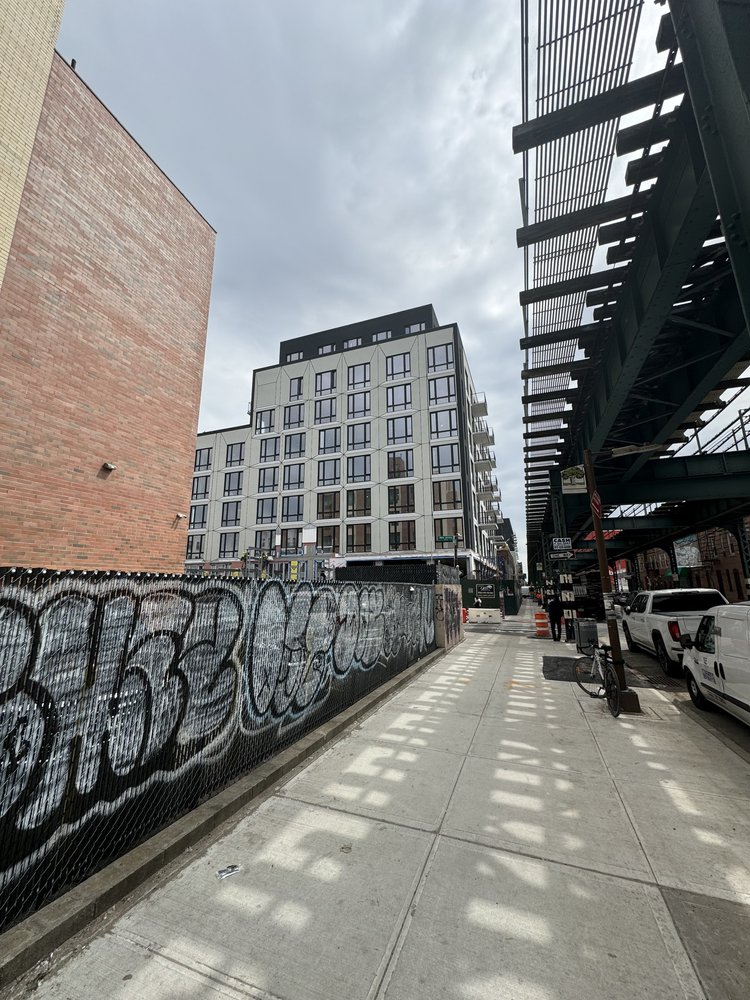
0, 568, 436, 933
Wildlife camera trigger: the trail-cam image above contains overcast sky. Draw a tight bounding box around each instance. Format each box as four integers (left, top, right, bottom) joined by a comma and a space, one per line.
56, 1, 667, 570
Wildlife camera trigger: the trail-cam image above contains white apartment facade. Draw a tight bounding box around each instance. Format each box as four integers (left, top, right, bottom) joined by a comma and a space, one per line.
187, 305, 503, 578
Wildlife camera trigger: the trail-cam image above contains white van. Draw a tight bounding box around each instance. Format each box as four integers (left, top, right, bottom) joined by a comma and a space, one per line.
680, 603, 750, 727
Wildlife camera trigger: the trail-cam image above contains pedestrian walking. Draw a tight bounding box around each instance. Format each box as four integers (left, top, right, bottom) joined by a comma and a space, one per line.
547, 593, 563, 642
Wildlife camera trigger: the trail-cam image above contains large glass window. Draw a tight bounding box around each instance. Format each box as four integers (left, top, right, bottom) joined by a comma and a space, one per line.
429, 376, 456, 405
386, 353, 410, 380
347, 363, 370, 389
434, 518, 463, 549
255, 529, 274, 553
192, 476, 210, 500
405, 321, 425, 334
221, 501, 241, 527
343, 337, 362, 350
347, 422, 371, 451
427, 343, 454, 372
346, 524, 371, 553
259, 437, 279, 463
347, 455, 371, 483
373, 330, 391, 343
226, 442, 245, 467
387, 416, 413, 445
255, 409, 275, 434
388, 484, 415, 514
280, 527, 302, 554
283, 464, 304, 490
430, 409, 458, 439
317, 524, 340, 552
347, 392, 370, 419
284, 403, 304, 429
387, 449, 414, 478
315, 370, 336, 395
433, 479, 462, 510
318, 459, 341, 486
223, 471, 243, 496
285, 433, 305, 459
282, 495, 304, 522
431, 444, 460, 474
318, 344, 335, 355
219, 532, 239, 559
389, 521, 416, 551
318, 426, 341, 454
286, 351, 303, 363
289, 376, 303, 400
314, 398, 336, 424
256, 497, 277, 524
347, 488, 371, 517
258, 466, 278, 493
189, 504, 207, 529
317, 491, 340, 519
186, 535, 205, 560
387, 384, 412, 412
194, 447, 212, 471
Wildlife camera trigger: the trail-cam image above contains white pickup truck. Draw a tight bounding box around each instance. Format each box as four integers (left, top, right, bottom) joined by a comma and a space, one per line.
621, 588, 727, 675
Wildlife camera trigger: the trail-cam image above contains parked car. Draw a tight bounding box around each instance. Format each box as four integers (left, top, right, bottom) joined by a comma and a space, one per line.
621, 588, 728, 675
680, 603, 750, 727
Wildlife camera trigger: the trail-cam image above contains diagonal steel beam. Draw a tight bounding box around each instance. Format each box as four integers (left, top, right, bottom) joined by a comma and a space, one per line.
517, 191, 650, 248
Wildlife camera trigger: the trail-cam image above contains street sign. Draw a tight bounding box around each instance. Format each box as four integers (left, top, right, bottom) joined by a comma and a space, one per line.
437, 535, 454, 542
552, 536, 572, 551
290, 560, 299, 582
550, 551, 573, 560
591, 490, 602, 520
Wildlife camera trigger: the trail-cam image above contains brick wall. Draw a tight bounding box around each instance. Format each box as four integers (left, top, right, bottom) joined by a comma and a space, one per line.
0, 55, 216, 571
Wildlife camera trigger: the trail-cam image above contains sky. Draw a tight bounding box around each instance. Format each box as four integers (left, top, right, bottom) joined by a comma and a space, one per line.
54, 1, 673, 572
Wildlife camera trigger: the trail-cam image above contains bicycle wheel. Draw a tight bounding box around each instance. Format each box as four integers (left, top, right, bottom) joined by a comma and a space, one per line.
574, 655, 601, 698
602, 662, 621, 718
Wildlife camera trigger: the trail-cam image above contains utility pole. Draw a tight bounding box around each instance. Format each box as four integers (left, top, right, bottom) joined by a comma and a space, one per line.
583, 449, 641, 713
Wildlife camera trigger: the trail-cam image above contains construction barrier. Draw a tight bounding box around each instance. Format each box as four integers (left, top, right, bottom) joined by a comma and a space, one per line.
534, 611, 551, 638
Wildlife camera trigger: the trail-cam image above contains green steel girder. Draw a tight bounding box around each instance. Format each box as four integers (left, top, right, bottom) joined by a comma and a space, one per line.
519, 266, 628, 306
517, 191, 651, 248
599, 451, 750, 505
520, 322, 607, 351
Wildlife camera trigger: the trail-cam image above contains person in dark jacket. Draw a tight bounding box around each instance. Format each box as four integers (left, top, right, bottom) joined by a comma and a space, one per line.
547, 594, 564, 641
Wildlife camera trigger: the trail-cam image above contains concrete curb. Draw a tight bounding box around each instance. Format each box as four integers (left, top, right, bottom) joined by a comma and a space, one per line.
0, 645, 449, 990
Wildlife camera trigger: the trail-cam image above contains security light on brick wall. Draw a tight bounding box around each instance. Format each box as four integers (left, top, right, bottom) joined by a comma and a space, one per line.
101, 462, 117, 471
175, 513, 186, 519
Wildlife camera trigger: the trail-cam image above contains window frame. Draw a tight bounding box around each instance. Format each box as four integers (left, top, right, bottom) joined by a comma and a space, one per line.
255, 409, 275, 434
221, 500, 241, 527
347, 488, 371, 518
223, 470, 243, 496
387, 415, 413, 445
387, 449, 414, 479
192, 475, 210, 500
194, 447, 212, 471
386, 352, 411, 381
347, 454, 371, 484
314, 398, 337, 424
317, 458, 341, 487
257, 466, 278, 493
225, 442, 245, 467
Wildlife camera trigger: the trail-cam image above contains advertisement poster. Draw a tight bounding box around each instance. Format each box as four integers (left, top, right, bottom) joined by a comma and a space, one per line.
561, 465, 587, 494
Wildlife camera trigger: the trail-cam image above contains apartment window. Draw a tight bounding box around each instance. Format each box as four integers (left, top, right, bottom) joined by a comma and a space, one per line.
318, 344, 335, 355
256, 497, 277, 524
347, 523, 371, 553
286, 351, 303, 363
318, 459, 340, 486
427, 343, 454, 372
387, 384, 412, 412
433, 479, 462, 510
387, 449, 414, 478
186, 535, 205, 560
386, 353, 410, 380
347, 392, 370, 419
429, 376, 456, 405
255, 409, 275, 434
317, 491, 340, 519
434, 518, 463, 549
284, 403, 304, 429
347, 454, 371, 483
318, 426, 341, 454
388, 484, 415, 514
285, 433, 305, 459
289, 376, 303, 400
219, 532, 239, 559
315, 370, 336, 395
259, 437, 279, 463
282, 495, 304, 522
405, 321, 426, 334
373, 330, 391, 343
189, 505, 207, 529
431, 444, 460, 474
317, 524, 340, 552
430, 409, 458, 439
387, 416, 413, 445
283, 463, 304, 490
194, 447, 212, 471
192, 476, 210, 500
280, 527, 302, 554
389, 521, 416, 551
255, 529, 274, 552
314, 398, 336, 424
223, 442, 243, 467
258, 466, 278, 493
347, 363, 370, 389
221, 501, 241, 527
347, 488, 371, 518
343, 337, 362, 349
347, 422, 371, 451
223, 471, 243, 496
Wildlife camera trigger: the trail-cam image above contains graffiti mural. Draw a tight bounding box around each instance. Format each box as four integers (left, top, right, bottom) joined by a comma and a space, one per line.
433, 584, 463, 649
0, 570, 435, 932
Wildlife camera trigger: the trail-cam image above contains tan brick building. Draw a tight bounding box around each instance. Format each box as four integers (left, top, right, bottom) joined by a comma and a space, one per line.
0, 50, 216, 571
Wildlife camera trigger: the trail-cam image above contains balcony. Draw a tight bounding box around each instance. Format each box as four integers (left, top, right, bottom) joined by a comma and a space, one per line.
478, 509, 497, 527
471, 392, 488, 417
472, 420, 495, 447
475, 449, 496, 472
476, 475, 498, 499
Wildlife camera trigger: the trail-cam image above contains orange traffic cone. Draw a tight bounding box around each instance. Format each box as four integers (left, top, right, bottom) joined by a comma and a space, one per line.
534, 611, 551, 638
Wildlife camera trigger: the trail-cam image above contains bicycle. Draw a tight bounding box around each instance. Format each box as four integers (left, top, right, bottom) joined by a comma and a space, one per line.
573, 642, 621, 717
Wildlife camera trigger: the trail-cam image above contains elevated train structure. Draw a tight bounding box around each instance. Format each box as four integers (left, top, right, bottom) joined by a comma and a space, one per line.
516, 0, 750, 594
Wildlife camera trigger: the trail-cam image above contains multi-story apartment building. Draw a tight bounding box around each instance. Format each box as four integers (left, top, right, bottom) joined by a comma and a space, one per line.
188, 305, 503, 578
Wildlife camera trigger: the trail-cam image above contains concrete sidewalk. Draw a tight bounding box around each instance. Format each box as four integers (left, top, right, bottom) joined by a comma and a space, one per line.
6, 612, 750, 999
